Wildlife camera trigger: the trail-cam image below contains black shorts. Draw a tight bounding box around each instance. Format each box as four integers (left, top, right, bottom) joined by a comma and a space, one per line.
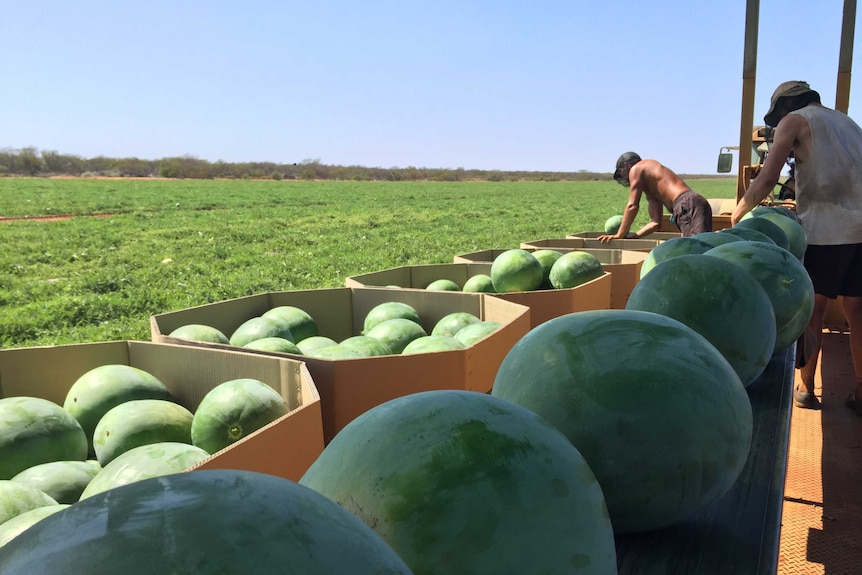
803, 243, 862, 298
671, 191, 713, 236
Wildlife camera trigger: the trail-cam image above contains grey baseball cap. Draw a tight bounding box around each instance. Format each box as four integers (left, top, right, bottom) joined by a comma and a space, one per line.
764, 81, 816, 126
613, 152, 642, 181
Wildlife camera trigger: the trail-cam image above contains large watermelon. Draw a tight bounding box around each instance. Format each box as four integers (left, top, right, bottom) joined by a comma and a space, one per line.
706, 241, 815, 353
0, 470, 413, 574
531, 249, 564, 289
11, 460, 101, 504
548, 251, 604, 289
261, 305, 318, 343
365, 318, 427, 354
363, 301, 422, 333
63, 364, 173, 454
0, 481, 57, 527
491, 309, 753, 534
743, 208, 807, 260
167, 324, 230, 344
490, 249, 544, 293
229, 316, 293, 347
0, 397, 88, 479
625, 254, 777, 386
191, 379, 289, 455
300, 390, 617, 575
638, 236, 714, 279
731, 217, 790, 251
431, 311, 481, 337
0, 504, 69, 549
93, 399, 194, 466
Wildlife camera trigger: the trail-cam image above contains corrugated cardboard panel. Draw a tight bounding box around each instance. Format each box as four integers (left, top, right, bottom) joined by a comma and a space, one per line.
521, 237, 662, 253
568, 231, 681, 241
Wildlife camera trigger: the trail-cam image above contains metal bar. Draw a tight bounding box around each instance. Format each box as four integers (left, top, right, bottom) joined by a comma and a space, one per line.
738, 0, 760, 200
836, 0, 856, 113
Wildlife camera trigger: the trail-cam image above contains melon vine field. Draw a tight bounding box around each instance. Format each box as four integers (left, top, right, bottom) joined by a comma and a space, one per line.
0, 177, 736, 349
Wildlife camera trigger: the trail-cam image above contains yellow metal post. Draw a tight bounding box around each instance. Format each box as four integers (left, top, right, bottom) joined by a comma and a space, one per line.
737, 0, 760, 201
836, 0, 856, 114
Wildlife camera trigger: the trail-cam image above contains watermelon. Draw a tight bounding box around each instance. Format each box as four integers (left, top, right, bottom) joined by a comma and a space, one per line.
490, 249, 544, 293
531, 249, 564, 289
63, 364, 173, 454
229, 316, 293, 347
305, 345, 366, 360
706, 241, 815, 353
79, 442, 210, 500
363, 301, 422, 333
0, 470, 414, 574
339, 335, 393, 357
243, 337, 302, 354
425, 278, 460, 291
0, 504, 69, 549
11, 460, 101, 504
461, 273, 495, 293
548, 251, 603, 289
296, 335, 338, 355
453, 320, 502, 346
605, 214, 624, 234
93, 399, 194, 466
0, 481, 57, 526
492, 309, 753, 534
639, 236, 714, 279
191, 379, 289, 455
167, 324, 230, 344
732, 217, 790, 251
431, 311, 481, 337
299, 390, 617, 574
743, 208, 807, 260
401, 335, 466, 354
0, 397, 88, 479
365, 318, 428, 354
718, 226, 776, 245
689, 231, 744, 248
625, 254, 777, 386
261, 305, 318, 343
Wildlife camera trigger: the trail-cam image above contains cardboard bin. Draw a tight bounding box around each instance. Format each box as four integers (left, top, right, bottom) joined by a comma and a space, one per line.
521, 237, 662, 253
0, 340, 324, 482
345, 263, 611, 328
150, 287, 531, 443
568, 231, 682, 241
453, 248, 647, 310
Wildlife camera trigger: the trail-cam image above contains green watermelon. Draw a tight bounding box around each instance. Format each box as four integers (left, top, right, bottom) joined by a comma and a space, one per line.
0, 470, 413, 574
732, 217, 790, 251
79, 442, 210, 500
0, 397, 88, 479
0, 504, 69, 549
229, 316, 293, 347
461, 274, 495, 293
743, 208, 807, 260
718, 226, 776, 245
706, 241, 815, 353
191, 379, 289, 455
492, 309, 753, 534
363, 301, 422, 333
604, 214, 624, 234
401, 335, 466, 355
296, 335, 338, 355
453, 321, 503, 346
93, 399, 194, 466
0, 481, 57, 526
425, 278, 460, 291
431, 311, 481, 337
300, 390, 617, 574
63, 364, 173, 455
338, 335, 393, 357
11, 460, 101, 504
490, 249, 544, 293
548, 251, 604, 289
689, 231, 744, 248
305, 345, 366, 360
167, 324, 230, 344
639, 236, 714, 279
531, 249, 564, 289
626, 254, 777, 386
243, 337, 302, 354
365, 318, 428, 354
261, 305, 318, 343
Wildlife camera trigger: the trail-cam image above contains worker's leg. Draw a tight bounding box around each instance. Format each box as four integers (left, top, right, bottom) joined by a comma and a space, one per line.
798, 293, 828, 395
842, 295, 862, 400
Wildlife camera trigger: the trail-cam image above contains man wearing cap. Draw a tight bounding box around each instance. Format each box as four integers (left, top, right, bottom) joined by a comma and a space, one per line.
732, 80, 862, 414
598, 153, 712, 242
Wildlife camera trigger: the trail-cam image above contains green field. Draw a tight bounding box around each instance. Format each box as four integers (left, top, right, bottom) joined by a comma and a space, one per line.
0, 177, 737, 348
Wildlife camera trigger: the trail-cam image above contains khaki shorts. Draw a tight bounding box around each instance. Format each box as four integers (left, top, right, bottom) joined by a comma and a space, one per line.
671, 191, 713, 236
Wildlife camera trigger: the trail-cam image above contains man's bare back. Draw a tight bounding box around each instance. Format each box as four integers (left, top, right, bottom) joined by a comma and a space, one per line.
630, 160, 694, 211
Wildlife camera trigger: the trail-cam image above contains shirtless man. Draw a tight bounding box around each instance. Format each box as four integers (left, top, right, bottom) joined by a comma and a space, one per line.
598, 152, 712, 242
732, 81, 862, 413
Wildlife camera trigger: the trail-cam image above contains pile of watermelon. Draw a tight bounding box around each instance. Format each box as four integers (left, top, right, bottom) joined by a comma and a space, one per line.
0, 204, 815, 573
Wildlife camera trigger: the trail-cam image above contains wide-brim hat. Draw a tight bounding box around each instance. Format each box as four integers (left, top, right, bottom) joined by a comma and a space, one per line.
764, 81, 815, 126
613, 152, 641, 180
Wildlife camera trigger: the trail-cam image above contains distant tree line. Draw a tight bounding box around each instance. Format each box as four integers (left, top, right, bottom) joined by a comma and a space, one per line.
0, 147, 614, 182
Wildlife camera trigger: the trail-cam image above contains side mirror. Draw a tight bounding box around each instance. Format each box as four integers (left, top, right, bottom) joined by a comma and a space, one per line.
717, 148, 733, 173
717, 153, 733, 173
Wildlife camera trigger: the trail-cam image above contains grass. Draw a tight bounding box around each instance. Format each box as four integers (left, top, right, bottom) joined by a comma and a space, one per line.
0, 177, 737, 348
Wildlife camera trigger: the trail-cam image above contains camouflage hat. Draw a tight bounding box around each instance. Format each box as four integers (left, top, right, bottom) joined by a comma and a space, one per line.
613, 152, 641, 181
764, 81, 816, 126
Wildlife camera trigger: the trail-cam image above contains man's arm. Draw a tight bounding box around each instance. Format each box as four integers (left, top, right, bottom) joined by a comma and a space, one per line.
598, 185, 643, 242
731, 117, 800, 224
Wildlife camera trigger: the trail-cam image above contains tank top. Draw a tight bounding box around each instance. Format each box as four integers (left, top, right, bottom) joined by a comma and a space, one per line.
791, 106, 862, 245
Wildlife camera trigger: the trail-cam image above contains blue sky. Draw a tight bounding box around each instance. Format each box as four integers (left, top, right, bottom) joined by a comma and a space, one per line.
2, 1, 859, 174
